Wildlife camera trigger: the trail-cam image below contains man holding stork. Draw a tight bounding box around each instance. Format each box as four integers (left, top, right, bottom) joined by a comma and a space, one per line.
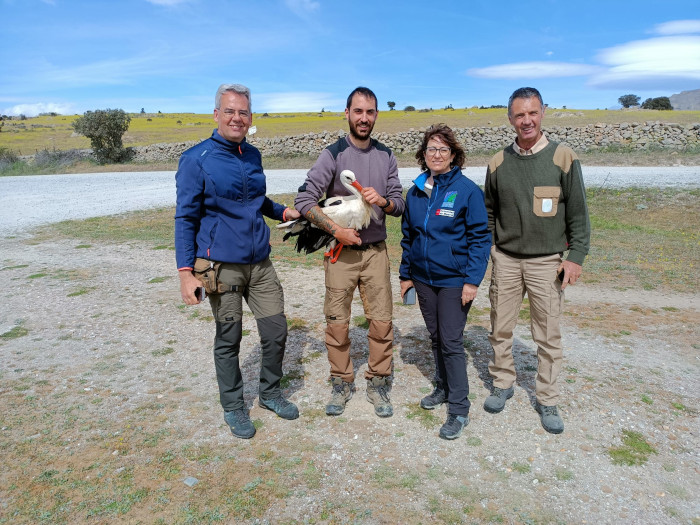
294, 87, 405, 418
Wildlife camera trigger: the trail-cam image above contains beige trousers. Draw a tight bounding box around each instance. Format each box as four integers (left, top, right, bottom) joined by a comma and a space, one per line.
488, 246, 564, 405
323, 242, 394, 382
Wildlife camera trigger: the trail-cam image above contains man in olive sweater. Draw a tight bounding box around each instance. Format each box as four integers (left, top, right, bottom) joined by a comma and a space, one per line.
483, 87, 590, 434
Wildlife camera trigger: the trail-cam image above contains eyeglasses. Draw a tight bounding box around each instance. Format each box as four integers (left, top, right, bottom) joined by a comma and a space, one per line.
425, 147, 451, 157
221, 109, 250, 118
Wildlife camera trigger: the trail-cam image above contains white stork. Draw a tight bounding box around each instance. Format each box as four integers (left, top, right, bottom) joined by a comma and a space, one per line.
277, 169, 378, 262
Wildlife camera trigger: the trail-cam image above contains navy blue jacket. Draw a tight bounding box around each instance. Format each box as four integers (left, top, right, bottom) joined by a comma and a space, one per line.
400, 166, 491, 288
175, 129, 286, 269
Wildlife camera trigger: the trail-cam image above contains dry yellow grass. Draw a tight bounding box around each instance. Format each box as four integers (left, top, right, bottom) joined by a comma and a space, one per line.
2, 107, 698, 155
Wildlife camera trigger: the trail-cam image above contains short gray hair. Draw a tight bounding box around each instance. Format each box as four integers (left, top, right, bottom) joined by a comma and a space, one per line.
215, 84, 251, 111
507, 87, 543, 117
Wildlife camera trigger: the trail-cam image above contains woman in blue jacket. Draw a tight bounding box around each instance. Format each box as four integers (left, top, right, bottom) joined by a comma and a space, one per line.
399, 124, 491, 440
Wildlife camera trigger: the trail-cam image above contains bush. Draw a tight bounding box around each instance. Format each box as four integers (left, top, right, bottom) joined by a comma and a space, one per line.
641, 97, 673, 110
404, 106, 416, 112
618, 94, 640, 108
0, 147, 20, 170
72, 108, 131, 163
34, 148, 83, 170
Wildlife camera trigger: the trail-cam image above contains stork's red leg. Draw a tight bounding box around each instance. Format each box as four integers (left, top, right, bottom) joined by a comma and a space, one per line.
324, 243, 344, 263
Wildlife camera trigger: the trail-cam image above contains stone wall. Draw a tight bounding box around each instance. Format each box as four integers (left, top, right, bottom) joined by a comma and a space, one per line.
129, 121, 699, 162
33, 121, 698, 164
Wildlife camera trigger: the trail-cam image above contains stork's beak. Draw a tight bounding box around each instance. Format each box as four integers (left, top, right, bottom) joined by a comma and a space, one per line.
351, 180, 364, 192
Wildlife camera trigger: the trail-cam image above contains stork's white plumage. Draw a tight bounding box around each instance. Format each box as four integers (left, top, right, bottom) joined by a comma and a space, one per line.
277, 170, 378, 261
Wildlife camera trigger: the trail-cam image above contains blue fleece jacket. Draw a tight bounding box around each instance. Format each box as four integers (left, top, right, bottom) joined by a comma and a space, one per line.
399, 166, 491, 288
175, 129, 286, 269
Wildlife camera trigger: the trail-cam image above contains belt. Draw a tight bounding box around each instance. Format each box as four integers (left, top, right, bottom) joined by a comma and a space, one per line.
348, 241, 383, 251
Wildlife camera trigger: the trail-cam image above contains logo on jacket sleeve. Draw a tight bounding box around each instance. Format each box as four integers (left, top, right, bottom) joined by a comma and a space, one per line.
441, 191, 457, 208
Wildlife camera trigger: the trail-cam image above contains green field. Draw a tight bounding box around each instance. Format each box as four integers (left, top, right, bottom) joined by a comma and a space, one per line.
2, 107, 699, 156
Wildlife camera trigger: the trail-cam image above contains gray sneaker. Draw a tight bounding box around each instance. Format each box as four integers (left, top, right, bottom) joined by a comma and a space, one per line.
483, 386, 514, 413
325, 377, 355, 416
535, 402, 564, 434
224, 409, 256, 439
259, 396, 299, 420
420, 384, 446, 410
439, 414, 469, 440
366, 377, 393, 418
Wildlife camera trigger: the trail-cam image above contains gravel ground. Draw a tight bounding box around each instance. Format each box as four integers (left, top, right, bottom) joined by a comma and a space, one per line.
0, 231, 698, 524
0, 166, 698, 523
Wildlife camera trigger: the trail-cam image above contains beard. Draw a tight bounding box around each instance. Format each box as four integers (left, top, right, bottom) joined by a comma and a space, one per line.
348, 119, 374, 141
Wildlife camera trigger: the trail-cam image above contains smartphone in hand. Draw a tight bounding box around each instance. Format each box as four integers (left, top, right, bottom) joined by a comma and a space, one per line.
194, 287, 207, 301
403, 287, 416, 305
557, 269, 565, 282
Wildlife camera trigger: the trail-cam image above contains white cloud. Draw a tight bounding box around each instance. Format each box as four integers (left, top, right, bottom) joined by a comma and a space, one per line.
255, 92, 343, 113
284, 0, 320, 17
653, 19, 700, 35
3, 102, 75, 117
589, 36, 700, 88
468, 61, 600, 79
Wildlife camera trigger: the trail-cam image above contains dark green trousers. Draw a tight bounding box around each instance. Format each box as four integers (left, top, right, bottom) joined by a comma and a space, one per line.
208, 259, 287, 411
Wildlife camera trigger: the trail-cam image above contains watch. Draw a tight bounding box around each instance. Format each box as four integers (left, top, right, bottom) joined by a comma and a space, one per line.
379, 198, 391, 210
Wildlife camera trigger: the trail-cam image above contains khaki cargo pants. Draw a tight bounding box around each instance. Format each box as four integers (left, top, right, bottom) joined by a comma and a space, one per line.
323, 242, 394, 383
488, 246, 565, 405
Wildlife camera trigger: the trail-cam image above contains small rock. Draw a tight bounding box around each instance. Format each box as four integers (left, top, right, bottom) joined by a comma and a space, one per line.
184, 476, 199, 487
602, 486, 613, 494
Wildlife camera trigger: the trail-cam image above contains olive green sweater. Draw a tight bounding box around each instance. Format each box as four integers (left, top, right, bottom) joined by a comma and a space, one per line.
484, 141, 590, 265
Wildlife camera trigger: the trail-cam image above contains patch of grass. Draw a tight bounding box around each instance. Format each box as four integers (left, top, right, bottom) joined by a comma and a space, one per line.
280, 369, 303, 388
353, 315, 369, 329
152, 347, 175, 357
405, 403, 441, 429
1, 324, 29, 340
555, 468, 574, 481
1, 263, 29, 270
67, 286, 94, 297
28, 272, 48, 279
608, 429, 658, 466
511, 462, 531, 474
301, 350, 323, 363
287, 317, 307, 330
641, 394, 653, 405
670, 402, 687, 411
148, 276, 170, 284
466, 436, 482, 446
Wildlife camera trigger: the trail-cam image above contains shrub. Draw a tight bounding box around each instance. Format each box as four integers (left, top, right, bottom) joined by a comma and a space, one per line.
404, 106, 416, 112
618, 94, 640, 108
641, 97, 673, 110
72, 108, 131, 163
0, 147, 20, 170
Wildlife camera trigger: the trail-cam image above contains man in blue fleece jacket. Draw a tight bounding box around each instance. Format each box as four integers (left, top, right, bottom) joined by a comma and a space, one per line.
175, 83, 300, 439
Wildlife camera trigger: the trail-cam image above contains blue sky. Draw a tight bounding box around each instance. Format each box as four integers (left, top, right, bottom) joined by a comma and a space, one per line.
1, 0, 699, 117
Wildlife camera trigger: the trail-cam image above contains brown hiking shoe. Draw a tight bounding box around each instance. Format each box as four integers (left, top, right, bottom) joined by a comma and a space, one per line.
325, 377, 355, 416
366, 376, 393, 418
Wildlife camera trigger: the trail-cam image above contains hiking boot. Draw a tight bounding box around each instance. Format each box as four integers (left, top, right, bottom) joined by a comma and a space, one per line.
325, 377, 355, 416
420, 384, 446, 410
259, 396, 299, 420
439, 414, 469, 440
535, 402, 564, 434
224, 409, 256, 439
483, 386, 514, 413
366, 377, 393, 418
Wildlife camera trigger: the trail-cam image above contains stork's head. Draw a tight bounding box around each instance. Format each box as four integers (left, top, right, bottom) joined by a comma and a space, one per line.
340, 169, 364, 192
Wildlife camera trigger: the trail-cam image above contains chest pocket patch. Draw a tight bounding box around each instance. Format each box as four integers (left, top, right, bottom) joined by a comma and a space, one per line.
533, 186, 560, 217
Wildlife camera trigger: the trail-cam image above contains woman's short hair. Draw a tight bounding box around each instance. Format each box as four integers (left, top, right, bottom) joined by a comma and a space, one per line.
415, 123, 465, 172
